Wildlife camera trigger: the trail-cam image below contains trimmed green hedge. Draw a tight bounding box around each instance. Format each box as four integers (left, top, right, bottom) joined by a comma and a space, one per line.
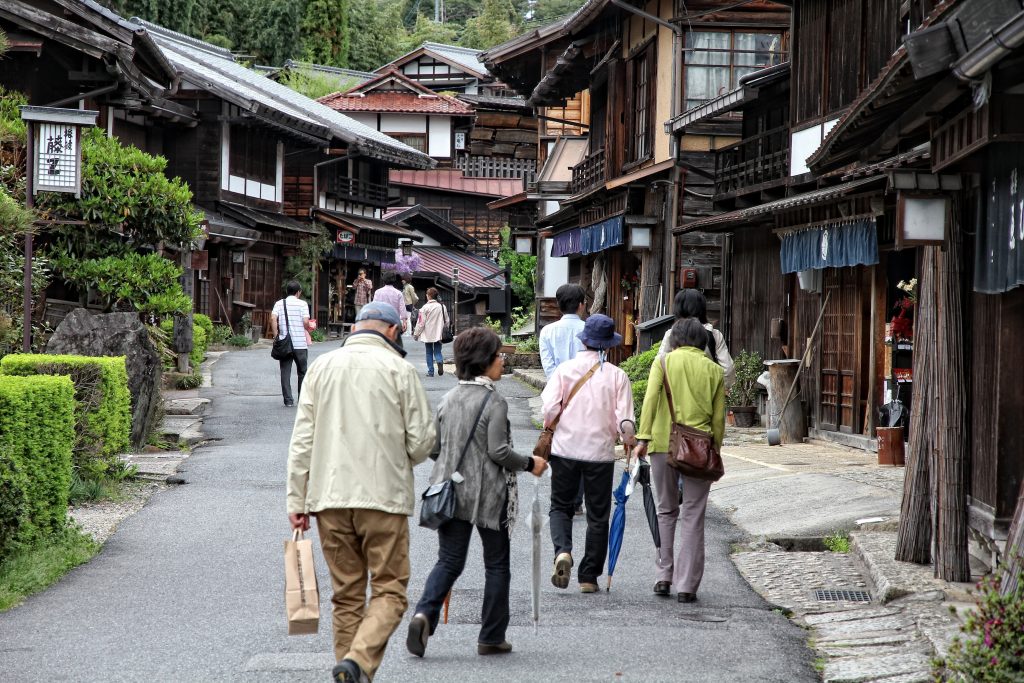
0, 355, 131, 478
0, 374, 75, 559
621, 342, 660, 421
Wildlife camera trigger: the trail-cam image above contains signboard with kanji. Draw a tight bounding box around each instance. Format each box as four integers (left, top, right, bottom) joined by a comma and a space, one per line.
19, 106, 99, 197
336, 229, 356, 245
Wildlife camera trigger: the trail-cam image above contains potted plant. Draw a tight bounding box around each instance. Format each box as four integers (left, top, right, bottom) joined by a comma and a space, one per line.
727, 350, 763, 428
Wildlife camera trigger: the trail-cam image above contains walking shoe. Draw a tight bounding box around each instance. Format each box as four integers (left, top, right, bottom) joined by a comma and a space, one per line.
477, 641, 513, 655
406, 613, 430, 657
437, 364, 444, 376
653, 581, 671, 596
284, 400, 295, 407
426, 373, 434, 377
580, 582, 600, 593
677, 592, 697, 603
331, 659, 365, 683
551, 552, 573, 589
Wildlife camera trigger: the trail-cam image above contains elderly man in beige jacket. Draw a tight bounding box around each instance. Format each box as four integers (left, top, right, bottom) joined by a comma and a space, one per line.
287, 301, 437, 683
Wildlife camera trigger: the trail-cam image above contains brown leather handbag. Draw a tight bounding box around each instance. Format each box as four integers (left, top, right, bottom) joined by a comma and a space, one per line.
659, 357, 724, 482
533, 363, 600, 460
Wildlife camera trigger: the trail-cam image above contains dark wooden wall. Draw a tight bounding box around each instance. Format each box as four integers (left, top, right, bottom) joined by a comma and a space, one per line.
728, 228, 786, 360
396, 188, 509, 256
792, 0, 904, 126
165, 98, 221, 206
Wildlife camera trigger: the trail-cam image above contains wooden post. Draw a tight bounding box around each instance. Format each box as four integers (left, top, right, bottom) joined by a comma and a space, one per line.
933, 209, 970, 582
22, 120, 34, 352
174, 249, 194, 373
895, 248, 935, 564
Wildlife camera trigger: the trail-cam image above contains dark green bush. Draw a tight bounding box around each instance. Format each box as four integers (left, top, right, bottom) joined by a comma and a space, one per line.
0, 374, 75, 559
159, 317, 208, 369
192, 314, 213, 339
620, 342, 660, 420
210, 324, 232, 345
227, 334, 252, 348
1, 354, 131, 479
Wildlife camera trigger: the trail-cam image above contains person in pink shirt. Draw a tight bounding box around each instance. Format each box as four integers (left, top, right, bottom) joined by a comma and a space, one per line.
540, 314, 635, 593
372, 272, 409, 348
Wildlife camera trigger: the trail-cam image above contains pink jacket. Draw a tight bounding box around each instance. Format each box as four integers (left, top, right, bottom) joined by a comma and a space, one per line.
541, 351, 634, 462
414, 299, 447, 343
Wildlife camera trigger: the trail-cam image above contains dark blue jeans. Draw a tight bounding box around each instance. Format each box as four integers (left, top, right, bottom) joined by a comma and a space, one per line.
424, 341, 444, 375
414, 516, 511, 645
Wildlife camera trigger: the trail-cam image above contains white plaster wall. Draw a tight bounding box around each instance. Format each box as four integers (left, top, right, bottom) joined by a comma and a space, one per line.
380, 114, 427, 133
790, 117, 841, 176
347, 112, 377, 128
428, 116, 452, 157
542, 237, 569, 298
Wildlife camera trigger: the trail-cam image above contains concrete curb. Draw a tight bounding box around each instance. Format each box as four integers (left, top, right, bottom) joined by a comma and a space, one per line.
512, 368, 545, 390
851, 532, 906, 604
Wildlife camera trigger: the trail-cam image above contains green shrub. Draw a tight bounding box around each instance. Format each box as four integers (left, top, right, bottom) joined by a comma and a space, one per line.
936, 565, 1024, 681
227, 334, 252, 347
159, 317, 208, 369
631, 379, 648, 422
174, 372, 203, 390
727, 350, 763, 407
516, 335, 539, 353
210, 325, 232, 345
52, 252, 192, 316
1, 354, 131, 479
823, 531, 851, 553
620, 342, 661, 383
0, 374, 75, 558
192, 314, 213, 339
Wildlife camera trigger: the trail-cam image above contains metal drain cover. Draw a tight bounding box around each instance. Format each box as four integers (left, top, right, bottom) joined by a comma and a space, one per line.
813, 589, 871, 602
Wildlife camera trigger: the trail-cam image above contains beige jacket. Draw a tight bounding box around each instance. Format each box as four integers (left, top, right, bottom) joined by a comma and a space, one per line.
413, 299, 447, 343
286, 331, 437, 516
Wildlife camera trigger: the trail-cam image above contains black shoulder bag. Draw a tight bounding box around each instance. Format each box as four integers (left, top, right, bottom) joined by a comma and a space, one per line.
419, 391, 492, 530
440, 302, 454, 344
271, 299, 295, 361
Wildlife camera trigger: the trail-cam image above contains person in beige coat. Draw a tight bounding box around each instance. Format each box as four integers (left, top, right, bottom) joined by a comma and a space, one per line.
413, 287, 448, 376
286, 301, 437, 683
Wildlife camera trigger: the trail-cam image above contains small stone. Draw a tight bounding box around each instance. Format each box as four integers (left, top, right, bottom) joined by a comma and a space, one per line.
166, 475, 187, 485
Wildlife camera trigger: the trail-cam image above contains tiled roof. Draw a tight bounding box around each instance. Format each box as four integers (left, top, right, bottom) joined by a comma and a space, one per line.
314, 209, 422, 240
379, 42, 489, 79
219, 202, 322, 235
318, 70, 473, 115
412, 246, 505, 290
388, 169, 524, 197
136, 20, 434, 169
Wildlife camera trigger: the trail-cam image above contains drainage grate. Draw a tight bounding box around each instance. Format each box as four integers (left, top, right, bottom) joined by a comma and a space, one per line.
813, 589, 871, 602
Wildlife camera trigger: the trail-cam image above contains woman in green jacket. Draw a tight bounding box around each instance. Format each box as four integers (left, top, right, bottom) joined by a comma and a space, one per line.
634, 317, 725, 603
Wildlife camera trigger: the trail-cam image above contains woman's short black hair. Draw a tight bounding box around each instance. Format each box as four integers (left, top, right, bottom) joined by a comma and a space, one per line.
672, 289, 708, 324
454, 327, 501, 380
670, 317, 708, 352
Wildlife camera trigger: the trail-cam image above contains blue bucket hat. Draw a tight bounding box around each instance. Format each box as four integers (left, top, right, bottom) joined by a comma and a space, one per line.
577, 314, 622, 350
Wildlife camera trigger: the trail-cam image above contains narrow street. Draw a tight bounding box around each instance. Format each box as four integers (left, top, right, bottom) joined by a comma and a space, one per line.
0, 339, 816, 682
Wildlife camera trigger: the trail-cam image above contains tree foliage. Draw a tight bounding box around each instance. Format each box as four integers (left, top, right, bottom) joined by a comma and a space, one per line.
348, 0, 408, 71
283, 227, 334, 297
279, 68, 358, 100
39, 128, 203, 260
51, 252, 192, 316
460, 0, 518, 50
497, 226, 535, 304
303, 0, 351, 67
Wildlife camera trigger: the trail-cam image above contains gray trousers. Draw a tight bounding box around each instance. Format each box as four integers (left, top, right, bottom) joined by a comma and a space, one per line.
650, 452, 712, 593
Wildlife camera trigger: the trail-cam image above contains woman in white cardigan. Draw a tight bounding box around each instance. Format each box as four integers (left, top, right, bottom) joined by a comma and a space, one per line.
656, 289, 735, 387
414, 287, 448, 377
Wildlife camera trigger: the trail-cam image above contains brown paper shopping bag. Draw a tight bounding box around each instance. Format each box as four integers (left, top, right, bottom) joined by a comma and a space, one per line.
284, 529, 320, 635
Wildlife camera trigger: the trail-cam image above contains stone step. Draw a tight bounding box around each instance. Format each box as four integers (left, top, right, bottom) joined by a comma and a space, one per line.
159, 415, 204, 447
850, 531, 954, 604
823, 651, 932, 683
164, 397, 210, 416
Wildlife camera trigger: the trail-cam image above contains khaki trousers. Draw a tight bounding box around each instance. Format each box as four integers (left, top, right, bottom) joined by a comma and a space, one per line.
315, 508, 410, 680
649, 453, 712, 593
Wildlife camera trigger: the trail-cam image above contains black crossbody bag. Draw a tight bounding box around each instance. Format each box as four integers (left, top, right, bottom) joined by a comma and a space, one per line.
271, 299, 295, 361
419, 391, 492, 530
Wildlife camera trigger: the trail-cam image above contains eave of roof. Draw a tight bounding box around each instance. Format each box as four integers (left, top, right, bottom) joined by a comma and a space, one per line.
137, 20, 435, 169
675, 176, 886, 234
314, 209, 423, 240
319, 70, 474, 115
220, 202, 322, 235
665, 62, 790, 134
377, 42, 489, 80
383, 205, 473, 246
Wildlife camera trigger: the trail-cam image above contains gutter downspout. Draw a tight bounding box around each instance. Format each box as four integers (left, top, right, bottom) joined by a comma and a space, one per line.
952, 10, 1024, 81
610, 0, 684, 315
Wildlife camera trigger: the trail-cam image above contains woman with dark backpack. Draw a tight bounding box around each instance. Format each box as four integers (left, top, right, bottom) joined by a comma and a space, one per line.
406, 327, 547, 658
634, 317, 726, 604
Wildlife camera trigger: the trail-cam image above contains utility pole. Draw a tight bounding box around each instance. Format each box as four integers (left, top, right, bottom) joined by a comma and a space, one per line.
435, 0, 445, 23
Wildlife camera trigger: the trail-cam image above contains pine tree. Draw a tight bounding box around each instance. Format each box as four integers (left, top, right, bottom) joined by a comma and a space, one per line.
302, 0, 351, 67
401, 15, 458, 52
349, 0, 408, 71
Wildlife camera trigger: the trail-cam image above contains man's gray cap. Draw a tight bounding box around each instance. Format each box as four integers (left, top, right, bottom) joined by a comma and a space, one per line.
356, 301, 401, 326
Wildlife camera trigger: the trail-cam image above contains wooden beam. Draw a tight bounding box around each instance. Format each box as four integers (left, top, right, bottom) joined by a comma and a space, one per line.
0, 1, 122, 59
860, 79, 965, 161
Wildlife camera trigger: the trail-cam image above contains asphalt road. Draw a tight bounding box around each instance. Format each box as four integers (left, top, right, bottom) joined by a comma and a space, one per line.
0, 337, 816, 682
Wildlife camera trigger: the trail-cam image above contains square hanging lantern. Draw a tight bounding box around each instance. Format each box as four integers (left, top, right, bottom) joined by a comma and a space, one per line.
896, 193, 949, 248
514, 234, 534, 254
20, 106, 99, 197
629, 225, 652, 250
400, 239, 413, 257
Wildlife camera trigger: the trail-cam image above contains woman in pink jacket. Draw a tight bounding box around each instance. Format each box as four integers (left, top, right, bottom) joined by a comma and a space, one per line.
413, 287, 449, 377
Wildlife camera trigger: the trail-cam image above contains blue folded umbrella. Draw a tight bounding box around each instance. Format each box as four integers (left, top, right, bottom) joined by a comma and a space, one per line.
606, 469, 631, 591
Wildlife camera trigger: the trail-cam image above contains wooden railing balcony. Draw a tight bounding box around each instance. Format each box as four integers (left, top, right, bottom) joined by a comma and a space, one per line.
323, 170, 390, 208
714, 125, 790, 198
456, 155, 537, 183
570, 148, 606, 195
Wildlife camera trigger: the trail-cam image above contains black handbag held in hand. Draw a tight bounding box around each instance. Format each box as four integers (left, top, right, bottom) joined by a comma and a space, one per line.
440, 303, 455, 345
271, 299, 295, 361
419, 391, 492, 530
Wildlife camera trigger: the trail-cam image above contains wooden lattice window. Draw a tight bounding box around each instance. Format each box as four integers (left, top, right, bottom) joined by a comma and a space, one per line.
627, 44, 654, 164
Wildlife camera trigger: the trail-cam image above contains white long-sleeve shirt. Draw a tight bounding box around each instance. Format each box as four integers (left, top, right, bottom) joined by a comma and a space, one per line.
538, 314, 585, 378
